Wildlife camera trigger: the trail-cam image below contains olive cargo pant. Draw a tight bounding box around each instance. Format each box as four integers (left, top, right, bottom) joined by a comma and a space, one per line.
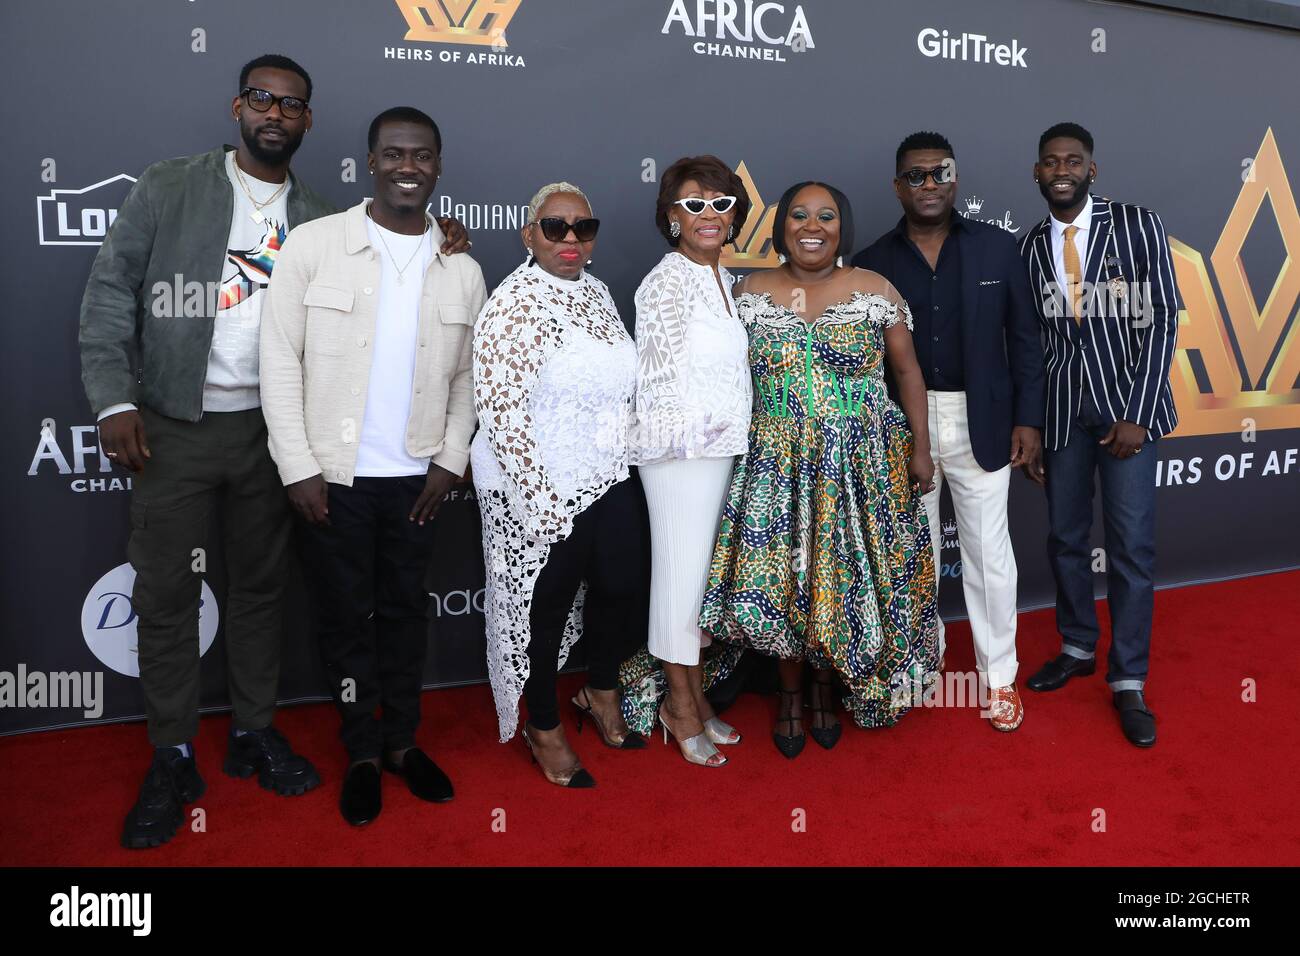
127, 405, 290, 747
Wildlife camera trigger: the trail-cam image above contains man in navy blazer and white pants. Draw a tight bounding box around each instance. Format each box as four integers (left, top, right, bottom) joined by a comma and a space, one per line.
1019, 123, 1180, 748
856, 131, 1046, 733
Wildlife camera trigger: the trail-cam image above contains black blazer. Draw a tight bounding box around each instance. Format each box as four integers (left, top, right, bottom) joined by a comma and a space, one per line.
1018, 195, 1180, 449
853, 215, 1045, 473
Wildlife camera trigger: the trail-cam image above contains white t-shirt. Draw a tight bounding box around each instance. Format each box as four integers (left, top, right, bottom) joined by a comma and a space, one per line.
204, 151, 292, 411
354, 213, 435, 478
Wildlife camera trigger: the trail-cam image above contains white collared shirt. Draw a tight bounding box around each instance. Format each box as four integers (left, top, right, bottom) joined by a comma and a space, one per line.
1050, 194, 1093, 318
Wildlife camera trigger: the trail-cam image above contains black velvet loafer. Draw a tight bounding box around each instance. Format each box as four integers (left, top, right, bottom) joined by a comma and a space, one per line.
383, 747, 453, 803
340, 762, 382, 826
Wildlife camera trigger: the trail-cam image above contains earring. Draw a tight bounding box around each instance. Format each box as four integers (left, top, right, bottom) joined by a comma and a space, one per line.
726, 224, 735, 242
836, 256, 844, 268
777, 253, 787, 265
523, 246, 534, 265
669, 220, 681, 239
585, 258, 593, 266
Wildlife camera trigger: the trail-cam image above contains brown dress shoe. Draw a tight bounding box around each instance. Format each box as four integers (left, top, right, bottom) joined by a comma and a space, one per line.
987, 683, 1024, 732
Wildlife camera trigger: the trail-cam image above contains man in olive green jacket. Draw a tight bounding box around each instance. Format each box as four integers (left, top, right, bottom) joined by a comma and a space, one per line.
79, 53, 335, 851
79, 53, 468, 850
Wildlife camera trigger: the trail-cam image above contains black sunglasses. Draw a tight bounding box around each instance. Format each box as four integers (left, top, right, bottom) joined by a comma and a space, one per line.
535, 217, 600, 242
897, 165, 955, 188
240, 87, 309, 119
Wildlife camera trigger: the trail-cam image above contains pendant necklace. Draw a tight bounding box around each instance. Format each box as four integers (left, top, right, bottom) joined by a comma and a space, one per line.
232, 160, 289, 225
369, 206, 430, 285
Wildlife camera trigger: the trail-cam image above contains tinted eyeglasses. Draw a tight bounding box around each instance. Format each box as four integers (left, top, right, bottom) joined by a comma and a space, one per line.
897, 165, 955, 188
240, 87, 309, 119
535, 217, 600, 242
673, 196, 737, 215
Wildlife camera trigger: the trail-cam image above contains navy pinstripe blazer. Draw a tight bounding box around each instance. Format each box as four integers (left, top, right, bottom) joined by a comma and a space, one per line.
1019, 195, 1180, 449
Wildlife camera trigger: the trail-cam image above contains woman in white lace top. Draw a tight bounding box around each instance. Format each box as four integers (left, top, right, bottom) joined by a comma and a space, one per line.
471, 183, 647, 788
629, 155, 753, 768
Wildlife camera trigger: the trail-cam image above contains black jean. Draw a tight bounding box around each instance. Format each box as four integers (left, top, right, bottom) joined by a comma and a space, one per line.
525, 477, 647, 731
296, 475, 435, 761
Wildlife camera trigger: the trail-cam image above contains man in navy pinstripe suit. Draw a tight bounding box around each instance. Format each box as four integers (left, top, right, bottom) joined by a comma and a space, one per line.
1018, 123, 1180, 748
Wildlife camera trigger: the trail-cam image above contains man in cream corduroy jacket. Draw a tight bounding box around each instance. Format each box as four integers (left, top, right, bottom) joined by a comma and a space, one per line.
259, 200, 483, 488
259, 106, 484, 825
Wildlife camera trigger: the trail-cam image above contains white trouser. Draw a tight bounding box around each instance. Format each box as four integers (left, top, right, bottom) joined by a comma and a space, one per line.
640, 456, 735, 666
921, 390, 1019, 688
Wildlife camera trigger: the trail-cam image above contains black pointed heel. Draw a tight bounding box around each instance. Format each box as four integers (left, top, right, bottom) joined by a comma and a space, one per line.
571, 688, 647, 750
523, 725, 596, 788
773, 687, 806, 759
808, 670, 842, 750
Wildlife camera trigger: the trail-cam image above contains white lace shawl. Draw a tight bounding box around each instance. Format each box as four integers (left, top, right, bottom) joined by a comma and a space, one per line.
471, 261, 636, 741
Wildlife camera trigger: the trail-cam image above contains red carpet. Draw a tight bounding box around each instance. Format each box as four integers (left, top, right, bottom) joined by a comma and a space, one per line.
2, 571, 1297, 867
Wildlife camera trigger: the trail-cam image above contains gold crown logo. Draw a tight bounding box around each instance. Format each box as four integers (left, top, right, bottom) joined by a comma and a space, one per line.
394, 0, 521, 46
721, 161, 780, 269
1170, 128, 1300, 435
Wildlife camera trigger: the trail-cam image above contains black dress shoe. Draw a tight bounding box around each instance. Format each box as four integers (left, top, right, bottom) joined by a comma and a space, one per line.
1114, 691, 1157, 747
340, 762, 382, 826
121, 748, 204, 849
1025, 653, 1096, 691
223, 726, 321, 796
383, 748, 454, 803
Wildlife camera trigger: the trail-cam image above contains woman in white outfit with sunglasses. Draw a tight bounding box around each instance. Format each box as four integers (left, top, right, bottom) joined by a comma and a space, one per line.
631, 155, 753, 768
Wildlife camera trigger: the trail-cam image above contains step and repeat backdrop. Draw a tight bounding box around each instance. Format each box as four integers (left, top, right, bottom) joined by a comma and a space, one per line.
3, 0, 1298, 733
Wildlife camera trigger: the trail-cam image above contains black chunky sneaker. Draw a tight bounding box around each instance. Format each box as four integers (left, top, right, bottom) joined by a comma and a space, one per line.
121, 747, 205, 849
223, 726, 321, 796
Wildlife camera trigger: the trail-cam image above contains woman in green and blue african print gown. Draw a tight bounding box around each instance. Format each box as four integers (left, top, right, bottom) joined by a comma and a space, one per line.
698, 182, 940, 755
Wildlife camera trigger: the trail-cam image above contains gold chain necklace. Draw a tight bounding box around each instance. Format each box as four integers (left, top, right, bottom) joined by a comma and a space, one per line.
232, 159, 289, 225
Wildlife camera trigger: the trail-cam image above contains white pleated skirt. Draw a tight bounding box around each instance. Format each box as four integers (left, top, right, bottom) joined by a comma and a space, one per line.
639, 456, 736, 666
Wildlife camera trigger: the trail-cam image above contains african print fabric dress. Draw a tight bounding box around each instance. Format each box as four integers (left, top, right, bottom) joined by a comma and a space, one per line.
697, 290, 940, 728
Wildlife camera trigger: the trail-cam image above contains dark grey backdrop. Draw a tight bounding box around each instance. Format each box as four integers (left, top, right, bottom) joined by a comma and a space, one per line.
4, 0, 1298, 734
